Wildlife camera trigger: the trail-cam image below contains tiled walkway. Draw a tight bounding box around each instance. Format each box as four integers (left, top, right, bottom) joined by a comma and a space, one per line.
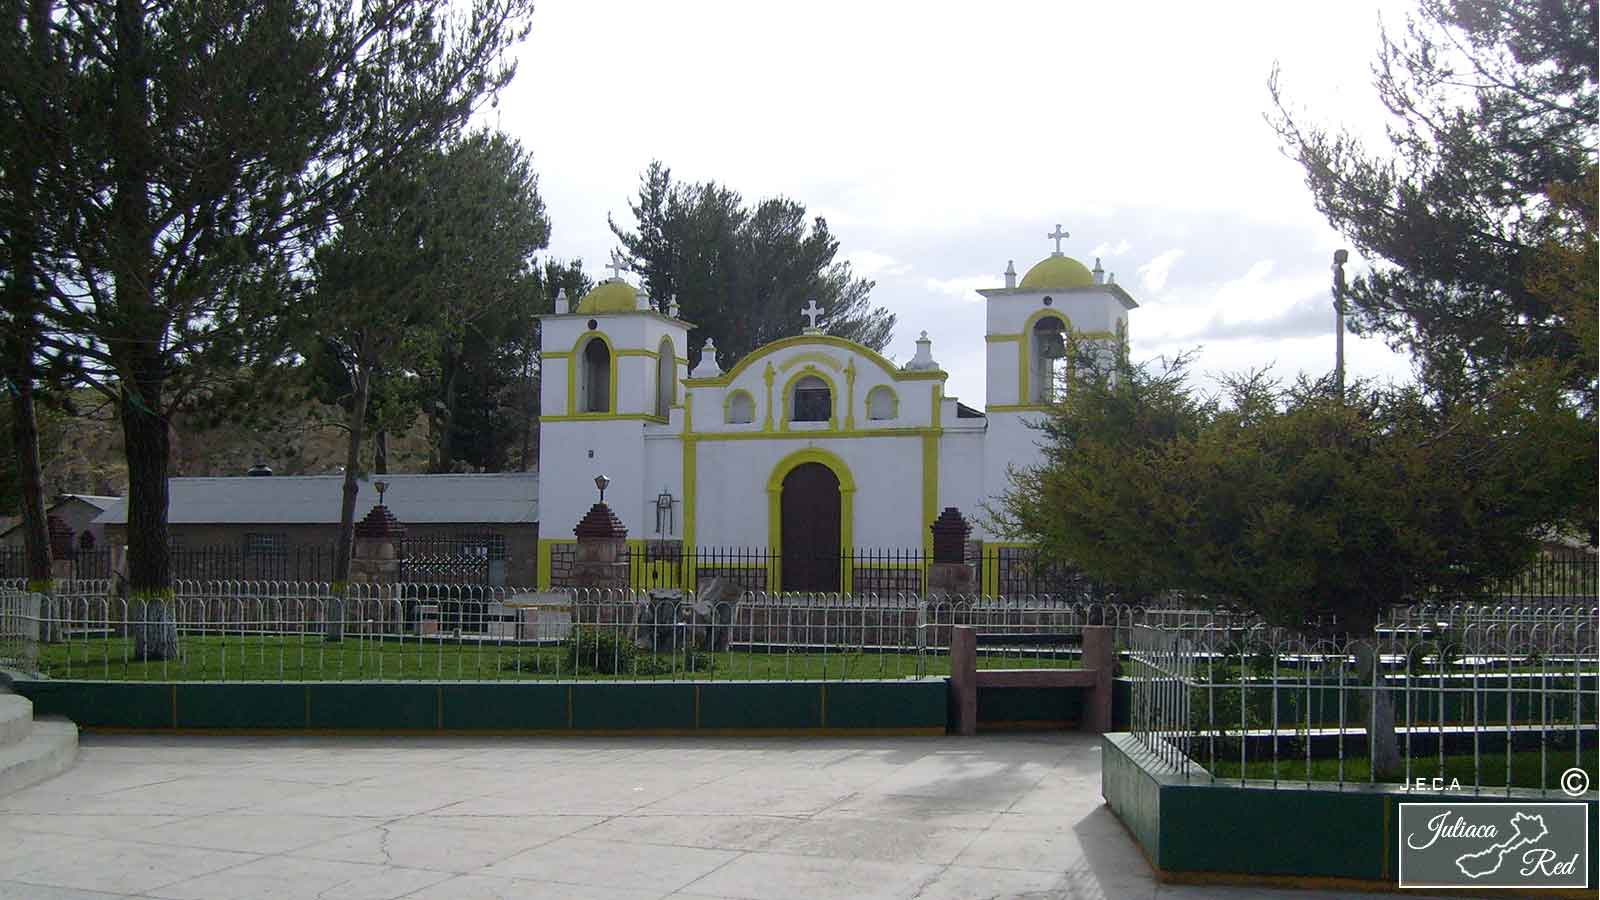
0, 732, 1469, 899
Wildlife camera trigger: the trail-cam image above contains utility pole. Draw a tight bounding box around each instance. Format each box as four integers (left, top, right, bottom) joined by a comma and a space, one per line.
1331, 249, 1349, 396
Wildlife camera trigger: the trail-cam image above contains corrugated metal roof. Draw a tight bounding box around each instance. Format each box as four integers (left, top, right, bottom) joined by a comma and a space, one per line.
92, 473, 538, 526
62, 494, 120, 510
0, 495, 123, 538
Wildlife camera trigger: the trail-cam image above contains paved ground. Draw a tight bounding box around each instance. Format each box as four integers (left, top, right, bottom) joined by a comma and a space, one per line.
0, 732, 1465, 900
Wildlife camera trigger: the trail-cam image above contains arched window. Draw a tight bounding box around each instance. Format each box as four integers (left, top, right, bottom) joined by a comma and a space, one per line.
866, 385, 898, 421
655, 337, 674, 418
1031, 317, 1067, 403
581, 337, 611, 413
791, 375, 831, 423
725, 390, 755, 424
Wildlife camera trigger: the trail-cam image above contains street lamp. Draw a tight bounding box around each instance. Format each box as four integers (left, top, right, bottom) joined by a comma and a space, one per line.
374, 479, 389, 505
594, 474, 610, 505
1331, 249, 1349, 396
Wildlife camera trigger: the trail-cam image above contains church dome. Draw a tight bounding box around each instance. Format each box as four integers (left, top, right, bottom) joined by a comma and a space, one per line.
575, 279, 638, 314
1019, 255, 1095, 290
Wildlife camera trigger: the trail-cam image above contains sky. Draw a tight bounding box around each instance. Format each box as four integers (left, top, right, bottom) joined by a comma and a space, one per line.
493, 0, 1420, 407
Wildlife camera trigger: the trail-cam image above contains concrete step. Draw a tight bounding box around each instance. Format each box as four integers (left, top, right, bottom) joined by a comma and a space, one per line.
0, 693, 33, 748
0, 718, 77, 796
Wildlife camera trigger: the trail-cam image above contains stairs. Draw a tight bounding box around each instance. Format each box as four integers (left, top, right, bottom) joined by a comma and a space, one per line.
0, 691, 78, 796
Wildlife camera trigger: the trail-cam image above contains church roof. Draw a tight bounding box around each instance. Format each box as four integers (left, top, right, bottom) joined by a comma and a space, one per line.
575, 279, 638, 314
1019, 255, 1095, 290
91, 473, 538, 526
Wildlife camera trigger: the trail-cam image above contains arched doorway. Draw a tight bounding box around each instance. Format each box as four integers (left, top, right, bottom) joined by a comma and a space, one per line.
780, 462, 841, 593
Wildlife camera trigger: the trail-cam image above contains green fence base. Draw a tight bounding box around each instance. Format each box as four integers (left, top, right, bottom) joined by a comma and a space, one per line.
10, 678, 947, 736
1101, 732, 1599, 895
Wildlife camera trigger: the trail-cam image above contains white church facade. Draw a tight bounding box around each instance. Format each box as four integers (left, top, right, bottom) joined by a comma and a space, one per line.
535, 232, 1137, 593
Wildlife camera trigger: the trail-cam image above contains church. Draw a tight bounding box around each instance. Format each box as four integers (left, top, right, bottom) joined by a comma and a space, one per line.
534, 230, 1137, 594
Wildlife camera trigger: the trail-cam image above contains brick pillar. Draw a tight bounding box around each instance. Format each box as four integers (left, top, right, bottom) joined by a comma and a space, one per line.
926, 507, 975, 597
351, 504, 405, 585
349, 504, 405, 636
571, 503, 629, 590
47, 515, 73, 581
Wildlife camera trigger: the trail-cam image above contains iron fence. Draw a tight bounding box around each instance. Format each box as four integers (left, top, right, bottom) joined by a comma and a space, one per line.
0, 581, 1147, 683
545, 543, 1119, 599
1126, 602, 1600, 795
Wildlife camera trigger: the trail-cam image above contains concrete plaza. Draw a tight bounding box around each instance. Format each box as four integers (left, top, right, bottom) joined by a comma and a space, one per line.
0, 732, 1469, 899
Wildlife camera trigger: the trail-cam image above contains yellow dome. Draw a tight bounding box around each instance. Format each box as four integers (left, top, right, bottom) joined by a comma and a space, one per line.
1019, 255, 1095, 290
575, 279, 638, 313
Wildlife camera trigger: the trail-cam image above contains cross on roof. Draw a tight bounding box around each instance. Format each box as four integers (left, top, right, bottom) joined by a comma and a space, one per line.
606, 252, 629, 281
1047, 224, 1070, 256
801, 299, 825, 330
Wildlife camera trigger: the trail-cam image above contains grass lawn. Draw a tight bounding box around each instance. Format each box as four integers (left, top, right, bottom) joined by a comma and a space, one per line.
1207, 750, 1598, 792
24, 633, 1079, 682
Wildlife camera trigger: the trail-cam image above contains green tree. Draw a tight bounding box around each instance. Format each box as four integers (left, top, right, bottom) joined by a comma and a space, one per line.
996, 349, 1593, 773
609, 161, 895, 369
292, 130, 550, 592
429, 258, 588, 474
8, 0, 535, 607
0, 0, 63, 588
1269, 0, 1597, 405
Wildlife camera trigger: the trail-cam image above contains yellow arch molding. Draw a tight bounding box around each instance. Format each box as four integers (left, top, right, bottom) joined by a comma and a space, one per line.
657, 335, 676, 410
723, 388, 756, 424
684, 334, 946, 387
780, 351, 845, 372
765, 447, 856, 593
778, 365, 840, 431
1018, 308, 1071, 407
865, 384, 899, 421
566, 330, 620, 417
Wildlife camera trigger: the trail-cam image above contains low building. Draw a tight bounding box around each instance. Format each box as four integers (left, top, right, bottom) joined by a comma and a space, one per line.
92, 473, 539, 586
0, 494, 119, 550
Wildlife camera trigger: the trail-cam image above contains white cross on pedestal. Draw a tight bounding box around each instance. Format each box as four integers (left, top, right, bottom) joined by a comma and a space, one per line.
801, 299, 824, 331
606, 253, 629, 281
1047, 224, 1070, 255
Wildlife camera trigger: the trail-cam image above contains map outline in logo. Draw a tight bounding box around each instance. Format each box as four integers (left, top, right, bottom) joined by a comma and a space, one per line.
1398, 802, 1589, 890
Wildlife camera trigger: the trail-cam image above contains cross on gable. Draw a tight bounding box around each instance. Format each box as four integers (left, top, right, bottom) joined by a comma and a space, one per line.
606, 252, 629, 281
801, 299, 825, 330
1047, 224, 1070, 255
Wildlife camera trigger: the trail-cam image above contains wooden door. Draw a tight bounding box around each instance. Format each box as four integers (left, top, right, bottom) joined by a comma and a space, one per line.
780, 462, 841, 593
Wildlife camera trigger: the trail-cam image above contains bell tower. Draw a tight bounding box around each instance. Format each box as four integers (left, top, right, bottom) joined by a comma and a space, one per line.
536, 270, 691, 562
978, 225, 1137, 411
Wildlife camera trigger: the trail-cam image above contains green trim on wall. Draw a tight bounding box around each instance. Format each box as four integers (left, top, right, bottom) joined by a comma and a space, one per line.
9, 678, 947, 735
1101, 732, 1600, 891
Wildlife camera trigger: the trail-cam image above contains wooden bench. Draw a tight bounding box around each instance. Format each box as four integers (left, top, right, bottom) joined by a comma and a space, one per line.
949, 625, 1114, 736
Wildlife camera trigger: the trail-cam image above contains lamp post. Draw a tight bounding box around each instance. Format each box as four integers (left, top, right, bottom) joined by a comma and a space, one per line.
374, 479, 389, 506
1331, 249, 1349, 397
594, 474, 610, 505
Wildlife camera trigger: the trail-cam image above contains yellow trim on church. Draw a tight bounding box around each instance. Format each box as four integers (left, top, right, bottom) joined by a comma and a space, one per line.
565, 330, 620, 417
778, 365, 840, 432
766, 447, 856, 593
683, 334, 946, 388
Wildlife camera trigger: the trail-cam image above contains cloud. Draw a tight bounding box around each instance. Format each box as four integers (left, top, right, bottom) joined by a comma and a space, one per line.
1197, 297, 1335, 341
844, 249, 912, 278
922, 275, 992, 300
1139, 249, 1185, 293
1090, 239, 1132, 259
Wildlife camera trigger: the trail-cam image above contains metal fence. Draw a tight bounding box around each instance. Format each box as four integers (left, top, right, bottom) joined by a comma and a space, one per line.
0, 581, 1137, 683
544, 543, 1117, 598
1126, 602, 1599, 795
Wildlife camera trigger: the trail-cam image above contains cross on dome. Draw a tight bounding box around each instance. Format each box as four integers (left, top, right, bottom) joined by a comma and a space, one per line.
801, 299, 825, 331
1046, 224, 1070, 256
605, 252, 629, 281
